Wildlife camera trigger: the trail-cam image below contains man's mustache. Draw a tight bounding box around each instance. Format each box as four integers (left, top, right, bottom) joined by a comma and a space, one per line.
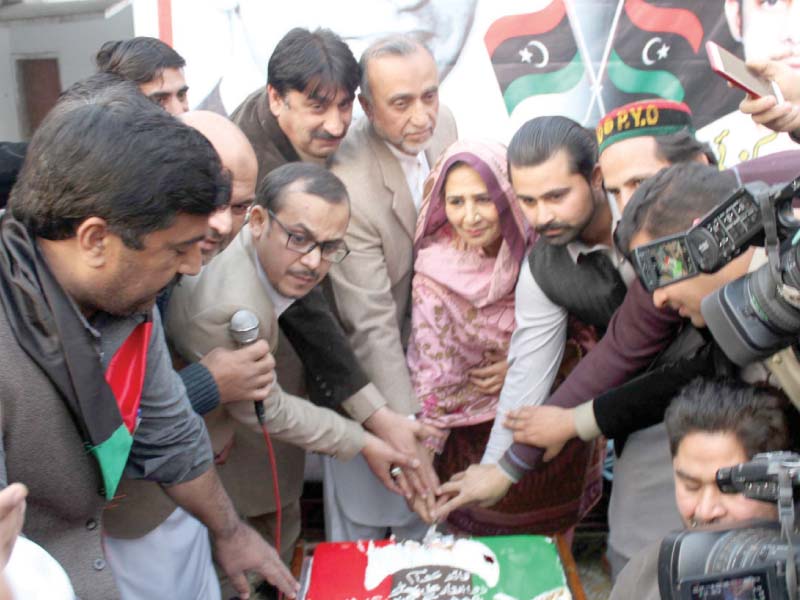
535, 222, 572, 235
288, 268, 320, 280
312, 131, 344, 142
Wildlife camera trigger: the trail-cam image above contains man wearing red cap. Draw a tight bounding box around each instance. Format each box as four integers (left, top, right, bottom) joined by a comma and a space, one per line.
595, 99, 710, 211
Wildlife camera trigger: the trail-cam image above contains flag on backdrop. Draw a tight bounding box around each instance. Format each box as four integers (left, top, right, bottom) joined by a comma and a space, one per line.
484, 0, 586, 115
601, 0, 742, 128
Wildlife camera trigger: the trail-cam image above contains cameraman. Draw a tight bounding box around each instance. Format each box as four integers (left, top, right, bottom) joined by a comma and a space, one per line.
508, 161, 800, 454
610, 378, 795, 600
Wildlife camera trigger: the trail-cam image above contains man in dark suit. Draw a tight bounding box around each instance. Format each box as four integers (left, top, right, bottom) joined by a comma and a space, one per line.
232, 28, 439, 503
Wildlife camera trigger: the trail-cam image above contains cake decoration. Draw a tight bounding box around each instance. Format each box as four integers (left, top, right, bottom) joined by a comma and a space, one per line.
304, 532, 572, 600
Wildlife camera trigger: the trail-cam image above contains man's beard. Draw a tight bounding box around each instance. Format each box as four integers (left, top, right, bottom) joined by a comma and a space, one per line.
534, 222, 583, 246
535, 196, 598, 247
86, 293, 158, 318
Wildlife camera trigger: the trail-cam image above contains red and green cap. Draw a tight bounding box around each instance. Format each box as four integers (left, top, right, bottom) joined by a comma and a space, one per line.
596, 99, 695, 154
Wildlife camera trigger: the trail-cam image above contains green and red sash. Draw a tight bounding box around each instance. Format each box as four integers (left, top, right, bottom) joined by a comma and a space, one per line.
89, 320, 152, 500
0, 214, 152, 500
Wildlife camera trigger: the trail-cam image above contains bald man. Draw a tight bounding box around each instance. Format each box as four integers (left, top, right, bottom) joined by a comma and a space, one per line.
101, 112, 271, 600
179, 111, 258, 262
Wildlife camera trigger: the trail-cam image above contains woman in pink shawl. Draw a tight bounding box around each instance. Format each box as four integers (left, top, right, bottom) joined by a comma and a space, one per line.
406, 139, 532, 520
407, 139, 530, 439
408, 141, 605, 537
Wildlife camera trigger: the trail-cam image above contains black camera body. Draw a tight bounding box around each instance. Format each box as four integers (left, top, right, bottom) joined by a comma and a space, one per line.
629, 176, 800, 366
659, 452, 800, 600
659, 524, 789, 599
632, 183, 767, 293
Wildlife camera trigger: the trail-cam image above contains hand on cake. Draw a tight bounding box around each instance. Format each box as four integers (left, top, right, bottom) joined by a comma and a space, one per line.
739, 58, 800, 135
432, 463, 513, 521
406, 491, 437, 524
504, 406, 576, 461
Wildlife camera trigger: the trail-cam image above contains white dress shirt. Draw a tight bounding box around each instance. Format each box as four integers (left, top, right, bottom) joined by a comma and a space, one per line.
385, 142, 430, 212
481, 236, 633, 464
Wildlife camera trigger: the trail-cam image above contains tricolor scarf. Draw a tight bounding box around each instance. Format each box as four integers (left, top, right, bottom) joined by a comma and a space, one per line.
0, 214, 151, 499
406, 140, 534, 446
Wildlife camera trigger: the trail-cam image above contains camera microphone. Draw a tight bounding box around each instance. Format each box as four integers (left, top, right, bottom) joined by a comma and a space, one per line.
228, 309, 266, 422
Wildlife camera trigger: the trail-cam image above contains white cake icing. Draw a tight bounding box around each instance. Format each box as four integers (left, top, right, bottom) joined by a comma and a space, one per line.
363, 537, 500, 590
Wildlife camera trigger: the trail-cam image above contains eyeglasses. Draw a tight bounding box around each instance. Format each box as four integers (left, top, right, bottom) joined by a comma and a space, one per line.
267, 210, 350, 263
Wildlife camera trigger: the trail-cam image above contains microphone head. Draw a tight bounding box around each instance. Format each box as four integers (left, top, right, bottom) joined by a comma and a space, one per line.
229, 309, 260, 346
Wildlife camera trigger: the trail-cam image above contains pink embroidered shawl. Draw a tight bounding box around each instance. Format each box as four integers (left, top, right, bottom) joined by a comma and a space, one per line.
407, 140, 533, 439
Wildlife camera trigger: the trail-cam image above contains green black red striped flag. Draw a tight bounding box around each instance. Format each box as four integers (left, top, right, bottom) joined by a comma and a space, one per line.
601, 0, 742, 128
484, 0, 585, 115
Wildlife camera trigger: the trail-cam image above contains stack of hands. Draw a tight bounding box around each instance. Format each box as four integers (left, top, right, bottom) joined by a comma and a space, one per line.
380, 405, 578, 525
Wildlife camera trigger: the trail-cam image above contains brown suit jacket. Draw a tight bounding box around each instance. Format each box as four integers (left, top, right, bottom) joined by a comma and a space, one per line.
231, 87, 299, 186
328, 108, 457, 414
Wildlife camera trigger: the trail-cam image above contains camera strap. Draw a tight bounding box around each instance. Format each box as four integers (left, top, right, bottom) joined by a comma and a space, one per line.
760, 191, 783, 283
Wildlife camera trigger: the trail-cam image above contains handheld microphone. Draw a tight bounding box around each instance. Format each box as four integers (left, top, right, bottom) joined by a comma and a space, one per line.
229, 309, 260, 346
228, 309, 282, 583
228, 309, 265, 422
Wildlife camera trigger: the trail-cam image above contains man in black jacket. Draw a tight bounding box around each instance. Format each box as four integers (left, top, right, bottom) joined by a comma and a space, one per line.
232, 27, 439, 504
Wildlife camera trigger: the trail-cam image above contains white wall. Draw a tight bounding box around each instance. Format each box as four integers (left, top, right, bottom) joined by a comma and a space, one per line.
0, 4, 134, 141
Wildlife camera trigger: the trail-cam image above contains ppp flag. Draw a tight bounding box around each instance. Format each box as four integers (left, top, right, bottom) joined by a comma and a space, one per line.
601, 0, 742, 128
485, 0, 585, 115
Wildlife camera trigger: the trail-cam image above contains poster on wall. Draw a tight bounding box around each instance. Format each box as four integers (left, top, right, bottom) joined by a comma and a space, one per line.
135, 0, 800, 168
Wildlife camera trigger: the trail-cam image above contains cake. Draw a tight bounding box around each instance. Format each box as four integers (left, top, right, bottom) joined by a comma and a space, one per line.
302, 533, 572, 600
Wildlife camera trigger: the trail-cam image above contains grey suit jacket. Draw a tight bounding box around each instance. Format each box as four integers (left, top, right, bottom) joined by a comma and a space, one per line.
328, 107, 457, 415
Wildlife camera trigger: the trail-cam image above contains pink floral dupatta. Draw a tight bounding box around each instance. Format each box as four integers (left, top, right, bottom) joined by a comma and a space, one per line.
407, 140, 533, 441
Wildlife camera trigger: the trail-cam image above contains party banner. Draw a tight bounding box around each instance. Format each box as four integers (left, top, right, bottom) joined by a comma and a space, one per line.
137, 0, 800, 168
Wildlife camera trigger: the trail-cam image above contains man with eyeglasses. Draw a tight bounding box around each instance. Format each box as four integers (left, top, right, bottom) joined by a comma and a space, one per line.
164, 162, 417, 599
234, 27, 439, 515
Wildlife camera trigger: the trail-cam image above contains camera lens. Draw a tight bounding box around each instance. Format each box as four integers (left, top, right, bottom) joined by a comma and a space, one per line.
706, 527, 783, 573
749, 261, 800, 336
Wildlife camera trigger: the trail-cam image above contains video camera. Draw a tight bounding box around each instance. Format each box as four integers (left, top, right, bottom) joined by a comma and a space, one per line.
630, 176, 800, 365
658, 452, 800, 600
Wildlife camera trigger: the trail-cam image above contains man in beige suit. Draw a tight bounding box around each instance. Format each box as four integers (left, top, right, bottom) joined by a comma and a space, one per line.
167, 163, 418, 595
326, 35, 458, 540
